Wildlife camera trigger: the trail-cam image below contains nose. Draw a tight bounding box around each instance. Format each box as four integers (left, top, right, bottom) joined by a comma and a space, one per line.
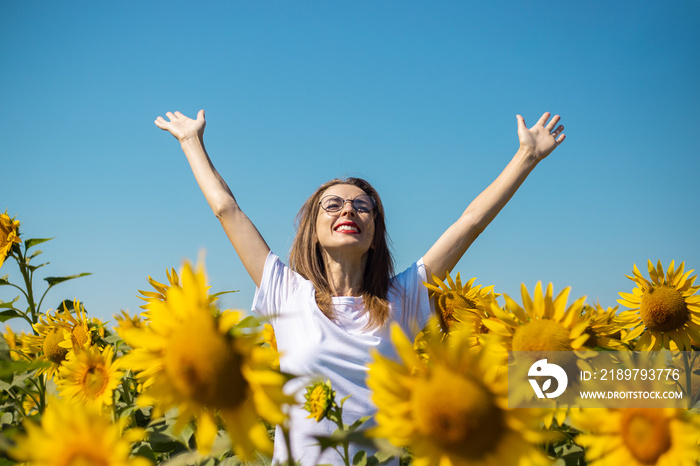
340, 199, 356, 216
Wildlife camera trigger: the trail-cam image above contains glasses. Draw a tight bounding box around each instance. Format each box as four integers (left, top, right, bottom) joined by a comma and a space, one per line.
319, 194, 376, 213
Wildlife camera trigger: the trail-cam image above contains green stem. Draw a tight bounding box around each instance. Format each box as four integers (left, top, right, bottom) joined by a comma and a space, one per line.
683, 351, 692, 409
4, 281, 30, 301
5, 388, 28, 420
15, 249, 38, 324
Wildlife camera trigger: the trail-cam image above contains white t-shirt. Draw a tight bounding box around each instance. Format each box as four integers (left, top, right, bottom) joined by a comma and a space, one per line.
252, 252, 432, 466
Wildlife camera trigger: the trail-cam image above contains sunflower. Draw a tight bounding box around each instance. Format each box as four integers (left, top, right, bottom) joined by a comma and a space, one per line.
572, 407, 700, 466
579, 303, 637, 350
481, 282, 590, 356
618, 260, 700, 351
10, 396, 151, 466
368, 321, 551, 466
25, 299, 97, 378
0, 210, 21, 269
424, 272, 496, 332
25, 314, 73, 378
303, 379, 336, 422
119, 261, 291, 459
261, 323, 280, 369
57, 345, 124, 410
3, 325, 34, 361
113, 310, 145, 340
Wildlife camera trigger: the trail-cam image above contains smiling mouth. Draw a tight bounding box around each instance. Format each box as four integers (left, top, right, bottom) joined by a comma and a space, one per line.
334, 224, 361, 234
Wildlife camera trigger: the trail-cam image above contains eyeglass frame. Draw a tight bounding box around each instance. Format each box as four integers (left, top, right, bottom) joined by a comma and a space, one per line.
318, 194, 377, 213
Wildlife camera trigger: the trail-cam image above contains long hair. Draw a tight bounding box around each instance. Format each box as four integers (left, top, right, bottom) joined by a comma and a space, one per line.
289, 177, 394, 329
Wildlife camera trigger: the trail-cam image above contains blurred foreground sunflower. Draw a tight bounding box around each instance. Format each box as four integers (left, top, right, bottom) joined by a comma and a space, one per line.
10, 397, 151, 466
368, 322, 551, 466
120, 261, 291, 459
618, 260, 700, 350
573, 407, 700, 466
137, 267, 180, 309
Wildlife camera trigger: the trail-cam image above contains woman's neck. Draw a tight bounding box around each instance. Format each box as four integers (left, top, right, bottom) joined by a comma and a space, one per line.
322, 250, 367, 296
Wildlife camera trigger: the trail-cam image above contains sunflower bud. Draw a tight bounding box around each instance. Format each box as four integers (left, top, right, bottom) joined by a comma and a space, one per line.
303, 380, 336, 422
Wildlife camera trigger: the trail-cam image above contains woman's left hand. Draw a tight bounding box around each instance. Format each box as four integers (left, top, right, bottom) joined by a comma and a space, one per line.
517, 112, 565, 161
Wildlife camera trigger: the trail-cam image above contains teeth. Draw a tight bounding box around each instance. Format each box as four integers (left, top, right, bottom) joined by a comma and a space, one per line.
336, 225, 359, 232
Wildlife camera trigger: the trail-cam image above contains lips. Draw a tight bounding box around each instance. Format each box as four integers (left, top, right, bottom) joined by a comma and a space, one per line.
334, 221, 361, 234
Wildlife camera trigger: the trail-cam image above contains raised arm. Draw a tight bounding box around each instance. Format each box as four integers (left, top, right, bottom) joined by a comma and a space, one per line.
154, 110, 270, 286
422, 112, 566, 283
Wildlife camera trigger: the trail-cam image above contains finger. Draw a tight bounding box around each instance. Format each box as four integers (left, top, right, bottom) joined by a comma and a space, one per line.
174, 111, 185, 119
536, 112, 551, 127
551, 124, 564, 137
154, 116, 168, 129
197, 109, 205, 121
545, 115, 561, 131
554, 133, 566, 145
165, 111, 176, 121
516, 114, 527, 131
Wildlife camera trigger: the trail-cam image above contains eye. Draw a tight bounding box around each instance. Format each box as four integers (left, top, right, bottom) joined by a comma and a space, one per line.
354, 196, 375, 212
321, 196, 343, 211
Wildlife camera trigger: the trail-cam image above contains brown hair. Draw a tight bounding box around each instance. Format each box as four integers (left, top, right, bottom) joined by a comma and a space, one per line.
289, 177, 394, 329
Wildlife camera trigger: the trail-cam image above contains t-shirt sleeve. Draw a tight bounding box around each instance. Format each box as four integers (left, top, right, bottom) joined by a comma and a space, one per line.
389, 258, 434, 339
251, 251, 302, 322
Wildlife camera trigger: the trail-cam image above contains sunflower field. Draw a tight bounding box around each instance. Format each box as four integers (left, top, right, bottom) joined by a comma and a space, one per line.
2, 210, 700, 466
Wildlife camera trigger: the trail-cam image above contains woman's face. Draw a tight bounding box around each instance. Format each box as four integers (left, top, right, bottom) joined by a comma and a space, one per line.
315, 184, 376, 259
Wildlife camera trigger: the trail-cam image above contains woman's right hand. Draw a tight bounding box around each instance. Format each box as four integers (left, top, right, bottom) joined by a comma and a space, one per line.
154, 110, 206, 143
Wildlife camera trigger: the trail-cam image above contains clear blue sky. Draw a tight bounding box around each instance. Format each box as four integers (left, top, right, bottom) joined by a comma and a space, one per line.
3, 1, 699, 327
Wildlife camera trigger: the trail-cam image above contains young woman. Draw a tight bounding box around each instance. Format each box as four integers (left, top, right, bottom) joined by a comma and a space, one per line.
155, 110, 565, 465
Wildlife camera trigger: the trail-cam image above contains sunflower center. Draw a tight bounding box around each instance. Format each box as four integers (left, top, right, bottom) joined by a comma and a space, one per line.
437, 292, 475, 330
43, 328, 69, 364
512, 319, 572, 352
411, 366, 504, 460
620, 409, 671, 464
165, 312, 247, 409
81, 365, 108, 397
71, 325, 88, 348
640, 285, 689, 333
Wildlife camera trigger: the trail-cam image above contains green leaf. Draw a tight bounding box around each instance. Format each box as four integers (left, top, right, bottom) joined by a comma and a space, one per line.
0, 412, 13, 426
0, 335, 10, 362
234, 315, 263, 329
146, 431, 185, 453
353, 451, 368, 466
27, 249, 43, 260
131, 442, 158, 463
0, 296, 20, 308
348, 415, 373, 432
25, 238, 53, 249
44, 272, 91, 287
27, 262, 49, 272
210, 289, 239, 299
0, 309, 24, 323
0, 359, 41, 378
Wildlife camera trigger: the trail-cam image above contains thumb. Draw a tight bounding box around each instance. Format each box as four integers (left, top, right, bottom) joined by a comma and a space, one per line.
197, 109, 206, 121
516, 114, 526, 131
